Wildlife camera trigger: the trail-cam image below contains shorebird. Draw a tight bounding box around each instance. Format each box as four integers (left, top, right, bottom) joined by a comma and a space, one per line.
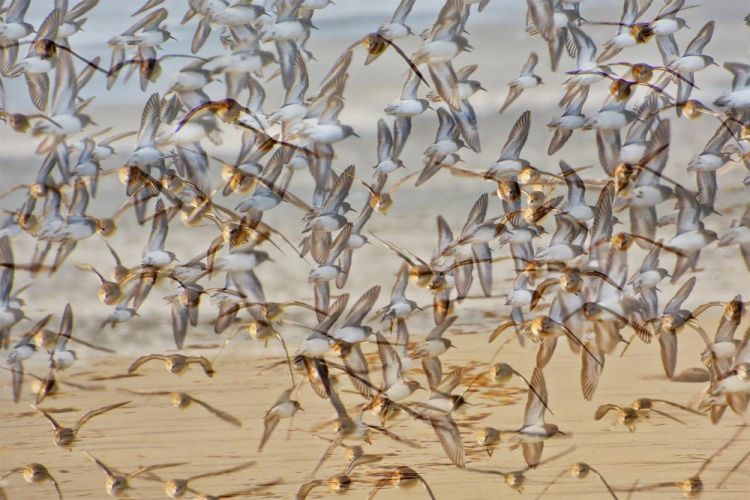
502, 367, 565, 467
47, 303, 112, 371
341, 444, 385, 475
141, 461, 257, 498
31, 401, 129, 447
258, 386, 302, 452
666, 187, 718, 283
127, 354, 215, 377
626, 426, 746, 497
484, 110, 531, 180
714, 62, 750, 110
700, 296, 745, 368
330, 285, 380, 344
119, 389, 241, 427
655, 21, 716, 112
595, 402, 686, 432
500, 52, 542, 113
385, 71, 430, 158
0, 0, 34, 75
378, 262, 421, 322
0, 463, 62, 499
417, 108, 465, 186
75, 262, 123, 305
475, 426, 502, 457
377, 331, 423, 402
84, 451, 186, 497
412, 0, 470, 110
707, 329, 750, 408
377, 0, 417, 39
413, 316, 457, 359
596, 0, 653, 62
468, 445, 576, 493
367, 466, 436, 500
537, 462, 617, 499
296, 474, 352, 499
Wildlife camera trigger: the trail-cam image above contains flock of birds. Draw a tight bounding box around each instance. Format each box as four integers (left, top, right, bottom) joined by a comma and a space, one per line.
1, 0, 750, 498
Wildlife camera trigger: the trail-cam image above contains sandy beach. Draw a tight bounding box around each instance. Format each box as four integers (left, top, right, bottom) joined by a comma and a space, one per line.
2, 0, 750, 498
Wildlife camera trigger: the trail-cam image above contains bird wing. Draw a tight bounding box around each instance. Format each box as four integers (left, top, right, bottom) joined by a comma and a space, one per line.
32, 404, 61, 430
461, 193, 488, 236
580, 343, 605, 401
499, 110, 531, 161
523, 367, 548, 427
430, 414, 465, 468
658, 330, 678, 378
127, 354, 165, 373
376, 332, 402, 390
137, 92, 162, 147
0, 236, 13, 306
422, 357, 443, 392
74, 401, 129, 433
187, 356, 215, 377
522, 441, 544, 468
684, 21, 714, 56
147, 198, 169, 253
341, 343, 372, 398
258, 412, 280, 452
664, 276, 696, 315
170, 301, 188, 350
191, 396, 242, 428
426, 315, 458, 341
594, 404, 621, 420
84, 451, 116, 477
343, 285, 381, 328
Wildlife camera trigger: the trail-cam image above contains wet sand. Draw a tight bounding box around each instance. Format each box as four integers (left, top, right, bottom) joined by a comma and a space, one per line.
2, 310, 750, 498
